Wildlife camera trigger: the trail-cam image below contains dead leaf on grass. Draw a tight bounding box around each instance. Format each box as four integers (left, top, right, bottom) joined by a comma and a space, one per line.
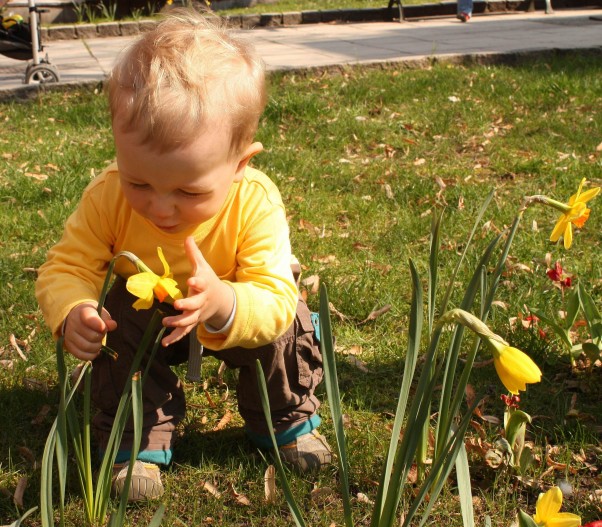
328, 302, 349, 322
264, 465, 277, 504
301, 275, 320, 295
13, 476, 27, 508
23, 378, 48, 393
347, 356, 369, 373
9, 334, 27, 361
359, 304, 391, 324
312, 254, 337, 265
201, 480, 222, 499
227, 483, 250, 506
340, 344, 362, 356
310, 486, 336, 502
18, 446, 36, 468
31, 404, 51, 425
356, 492, 373, 505
0, 359, 15, 370
212, 410, 232, 431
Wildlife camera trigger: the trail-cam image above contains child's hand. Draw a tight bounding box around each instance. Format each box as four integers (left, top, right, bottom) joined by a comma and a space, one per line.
162, 236, 235, 347
63, 302, 117, 361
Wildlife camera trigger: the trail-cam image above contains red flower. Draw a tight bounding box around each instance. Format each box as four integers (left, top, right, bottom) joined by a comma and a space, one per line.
546, 261, 572, 288
582, 522, 602, 527
500, 394, 521, 409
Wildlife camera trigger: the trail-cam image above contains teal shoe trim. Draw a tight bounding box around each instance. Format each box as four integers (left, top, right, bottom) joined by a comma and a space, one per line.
111, 449, 172, 465
247, 414, 322, 449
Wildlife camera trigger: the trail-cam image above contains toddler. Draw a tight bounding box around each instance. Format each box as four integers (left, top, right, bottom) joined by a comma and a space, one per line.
35, 9, 331, 501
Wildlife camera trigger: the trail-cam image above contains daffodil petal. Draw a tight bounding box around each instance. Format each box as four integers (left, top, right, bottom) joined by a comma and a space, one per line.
550, 216, 568, 242
126, 272, 160, 298
546, 513, 582, 527
132, 296, 154, 311
534, 487, 564, 524
576, 186, 601, 204
157, 247, 171, 278
563, 222, 572, 249
161, 277, 183, 300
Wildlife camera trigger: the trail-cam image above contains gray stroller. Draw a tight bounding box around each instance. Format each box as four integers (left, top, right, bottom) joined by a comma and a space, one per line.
0, 0, 60, 84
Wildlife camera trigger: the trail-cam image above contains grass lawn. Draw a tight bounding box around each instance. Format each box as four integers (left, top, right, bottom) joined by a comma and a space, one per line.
0, 53, 601, 526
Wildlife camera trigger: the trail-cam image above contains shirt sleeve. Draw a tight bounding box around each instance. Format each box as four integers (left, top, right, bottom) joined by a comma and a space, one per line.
35, 176, 117, 338
196, 179, 298, 350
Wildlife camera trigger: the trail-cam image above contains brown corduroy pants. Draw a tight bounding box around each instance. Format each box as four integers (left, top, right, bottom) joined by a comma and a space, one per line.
91, 277, 323, 455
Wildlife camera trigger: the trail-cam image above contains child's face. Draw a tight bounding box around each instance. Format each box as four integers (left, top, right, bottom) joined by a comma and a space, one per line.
113, 120, 261, 234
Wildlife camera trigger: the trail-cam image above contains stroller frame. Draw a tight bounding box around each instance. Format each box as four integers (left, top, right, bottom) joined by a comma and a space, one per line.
0, 0, 60, 84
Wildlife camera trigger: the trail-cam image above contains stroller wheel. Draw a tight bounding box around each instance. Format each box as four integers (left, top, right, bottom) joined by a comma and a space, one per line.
25, 63, 60, 85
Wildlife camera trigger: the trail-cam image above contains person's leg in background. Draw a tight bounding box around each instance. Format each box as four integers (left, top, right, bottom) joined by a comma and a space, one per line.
457, 0, 473, 21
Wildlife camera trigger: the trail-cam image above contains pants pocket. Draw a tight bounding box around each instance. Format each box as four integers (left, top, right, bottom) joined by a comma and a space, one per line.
295, 302, 323, 390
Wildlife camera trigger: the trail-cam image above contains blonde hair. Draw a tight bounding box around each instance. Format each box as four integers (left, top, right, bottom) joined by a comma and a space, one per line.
107, 9, 266, 155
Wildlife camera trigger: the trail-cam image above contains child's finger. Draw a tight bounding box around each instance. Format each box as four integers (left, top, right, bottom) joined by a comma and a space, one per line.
161, 325, 193, 347
184, 236, 208, 275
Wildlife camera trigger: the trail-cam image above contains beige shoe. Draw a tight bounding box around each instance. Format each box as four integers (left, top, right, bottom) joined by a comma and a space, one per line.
112, 461, 164, 501
279, 430, 333, 473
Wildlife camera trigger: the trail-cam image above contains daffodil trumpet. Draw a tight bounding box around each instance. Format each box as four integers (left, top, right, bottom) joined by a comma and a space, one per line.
437, 309, 542, 394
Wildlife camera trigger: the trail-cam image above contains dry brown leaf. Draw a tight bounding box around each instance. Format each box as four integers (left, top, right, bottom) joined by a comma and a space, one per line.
360, 304, 391, 324
18, 446, 36, 468
301, 275, 320, 295
328, 302, 349, 322
356, 492, 373, 505
13, 476, 27, 508
0, 359, 14, 370
31, 404, 52, 425
201, 480, 222, 499
24, 172, 48, 181
23, 378, 48, 393
312, 254, 337, 265
347, 356, 369, 372
310, 486, 335, 501
341, 345, 362, 356
227, 482, 251, 506
9, 334, 27, 361
212, 410, 232, 431
264, 465, 277, 504
217, 361, 227, 385
204, 390, 217, 408
383, 184, 394, 199
596, 141, 602, 152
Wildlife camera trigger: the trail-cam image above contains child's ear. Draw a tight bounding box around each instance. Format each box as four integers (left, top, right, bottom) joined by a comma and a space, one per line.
234, 142, 264, 180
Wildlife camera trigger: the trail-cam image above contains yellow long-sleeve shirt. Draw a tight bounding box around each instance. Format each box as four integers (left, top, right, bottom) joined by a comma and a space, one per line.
35, 163, 298, 350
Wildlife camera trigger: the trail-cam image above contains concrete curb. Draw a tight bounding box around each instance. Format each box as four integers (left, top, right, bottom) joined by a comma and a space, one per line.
38, 0, 602, 41
2, 46, 601, 102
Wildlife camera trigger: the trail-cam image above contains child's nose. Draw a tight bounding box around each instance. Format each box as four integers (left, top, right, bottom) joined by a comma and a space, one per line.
151, 197, 175, 218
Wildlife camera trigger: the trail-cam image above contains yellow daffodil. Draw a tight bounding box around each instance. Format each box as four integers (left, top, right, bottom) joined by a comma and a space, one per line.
126, 247, 183, 310
533, 486, 581, 527
436, 308, 542, 394
487, 338, 542, 395
549, 178, 600, 249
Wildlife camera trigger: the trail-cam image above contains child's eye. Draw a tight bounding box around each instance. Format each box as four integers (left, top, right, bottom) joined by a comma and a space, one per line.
130, 183, 150, 190
180, 189, 205, 198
